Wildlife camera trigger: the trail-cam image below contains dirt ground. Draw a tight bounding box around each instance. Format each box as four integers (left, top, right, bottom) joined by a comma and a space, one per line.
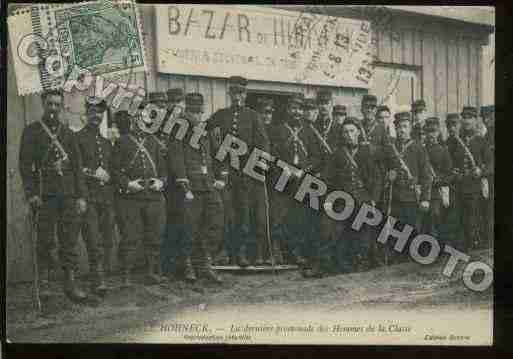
6, 249, 493, 343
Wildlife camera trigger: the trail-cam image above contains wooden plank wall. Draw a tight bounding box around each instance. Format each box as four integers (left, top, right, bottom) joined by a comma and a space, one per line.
6, 5, 490, 283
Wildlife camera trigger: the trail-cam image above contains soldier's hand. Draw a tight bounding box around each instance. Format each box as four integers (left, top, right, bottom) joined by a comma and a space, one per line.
323, 202, 333, 212
28, 195, 42, 209
184, 190, 195, 202
388, 170, 397, 182
213, 180, 226, 190
150, 178, 164, 191
370, 200, 376, 208
282, 166, 292, 178
296, 169, 304, 178
76, 198, 87, 215
128, 179, 144, 192
96, 168, 110, 183
419, 200, 430, 212
473, 167, 482, 178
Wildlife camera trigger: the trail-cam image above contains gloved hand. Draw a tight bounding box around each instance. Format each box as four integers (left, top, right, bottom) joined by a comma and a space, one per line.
28, 195, 42, 210
128, 179, 144, 192
95, 167, 110, 183
213, 180, 226, 190
76, 198, 87, 215
149, 178, 164, 191
419, 200, 430, 212
388, 169, 397, 182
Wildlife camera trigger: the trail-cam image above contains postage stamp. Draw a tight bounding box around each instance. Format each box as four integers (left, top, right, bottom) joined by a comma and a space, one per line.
8, 0, 146, 96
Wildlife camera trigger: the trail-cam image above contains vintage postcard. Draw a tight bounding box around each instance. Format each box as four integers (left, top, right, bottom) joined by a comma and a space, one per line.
6, 3, 494, 345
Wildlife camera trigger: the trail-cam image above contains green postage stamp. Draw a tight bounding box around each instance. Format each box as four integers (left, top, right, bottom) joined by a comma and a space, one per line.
8, 0, 147, 96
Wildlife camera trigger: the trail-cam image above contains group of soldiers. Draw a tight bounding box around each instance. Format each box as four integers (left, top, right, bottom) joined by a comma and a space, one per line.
18, 75, 494, 303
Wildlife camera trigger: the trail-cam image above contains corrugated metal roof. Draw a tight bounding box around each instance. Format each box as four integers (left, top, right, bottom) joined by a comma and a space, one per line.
383, 6, 494, 27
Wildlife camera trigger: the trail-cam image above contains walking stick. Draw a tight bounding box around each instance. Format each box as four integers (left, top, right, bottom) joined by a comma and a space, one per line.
29, 204, 42, 313
263, 181, 276, 274
384, 179, 394, 267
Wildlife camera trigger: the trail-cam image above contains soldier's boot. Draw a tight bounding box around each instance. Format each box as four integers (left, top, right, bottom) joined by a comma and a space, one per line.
183, 257, 197, 283
214, 248, 230, 266
120, 268, 132, 288
236, 246, 250, 268
103, 248, 112, 277
198, 257, 223, 284
90, 265, 108, 297
145, 255, 163, 286
62, 268, 88, 303
302, 258, 324, 279
291, 248, 307, 267
254, 242, 265, 266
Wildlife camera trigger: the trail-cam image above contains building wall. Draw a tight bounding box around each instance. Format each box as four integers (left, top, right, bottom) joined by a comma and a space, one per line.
6, 5, 492, 283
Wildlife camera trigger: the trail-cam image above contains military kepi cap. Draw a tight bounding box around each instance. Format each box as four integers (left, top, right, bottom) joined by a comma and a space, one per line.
361, 94, 377, 107
288, 93, 304, 106
412, 99, 426, 112
185, 92, 204, 112
167, 88, 185, 103
333, 104, 347, 115
303, 98, 317, 110
424, 117, 440, 128
480, 105, 494, 117
342, 117, 360, 128
377, 105, 390, 113
85, 96, 107, 112
316, 89, 332, 103
149, 91, 167, 103
228, 76, 248, 92
461, 106, 478, 118
393, 111, 411, 125
257, 97, 274, 109
446, 113, 461, 125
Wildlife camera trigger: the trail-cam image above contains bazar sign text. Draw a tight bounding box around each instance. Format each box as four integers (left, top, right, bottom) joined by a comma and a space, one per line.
155, 5, 373, 88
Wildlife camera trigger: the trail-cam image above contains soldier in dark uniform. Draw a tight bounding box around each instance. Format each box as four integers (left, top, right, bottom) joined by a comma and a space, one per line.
270, 94, 323, 266
315, 90, 338, 152
161, 88, 187, 276
316, 117, 382, 275
359, 95, 392, 266
332, 105, 347, 126
168, 93, 224, 283
445, 108, 492, 251
411, 99, 427, 143
111, 101, 167, 287
206, 76, 270, 267
19, 89, 88, 302
480, 105, 494, 249
385, 112, 433, 262
421, 117, 453, 244
75, 96, 114, 296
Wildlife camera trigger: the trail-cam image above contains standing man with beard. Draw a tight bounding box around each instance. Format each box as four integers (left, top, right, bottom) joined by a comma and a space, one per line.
206, 76, 270, 268
111, 101, 167, 287
385, 112, 432, 262
480, 105, 495, 249
270, 94, 323, 266
320, 118, 382, 274
168, 93, 224, 283
421, 117, 453, 244
411, 100, 428, 143
446, 107, 492, 251
19, 89, 88, 302
75, 96, 114, 296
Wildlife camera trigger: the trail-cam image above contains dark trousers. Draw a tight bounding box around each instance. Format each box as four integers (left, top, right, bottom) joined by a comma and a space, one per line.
223, 176, 251, 257
79, 201, 114, 270
270, 190, 307, 259
248, 181, 270, 261
334, 221, 372, 273
161, 185, 185, 274
183, 190, 223, 269
117, 198, 165, 270
388, 200, 418, 262
38, 195, 80, 271
480, 180, 494, 250
460, 192, 482, 251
